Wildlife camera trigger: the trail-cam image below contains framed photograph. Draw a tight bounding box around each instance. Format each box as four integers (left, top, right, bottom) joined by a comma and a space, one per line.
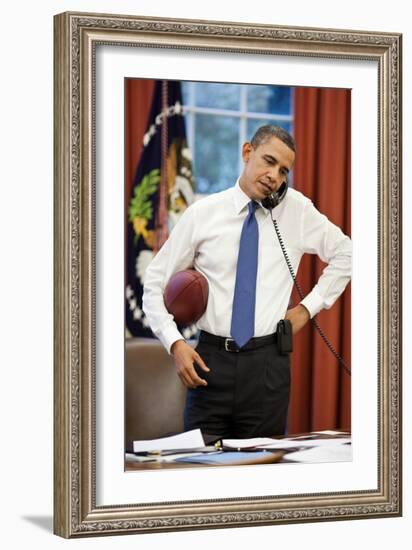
123, 77, 352, 457
53, 11, 402, 538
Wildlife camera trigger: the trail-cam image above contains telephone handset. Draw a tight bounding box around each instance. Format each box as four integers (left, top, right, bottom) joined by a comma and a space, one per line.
264, 182, 351, 376
261, 180, 288, 210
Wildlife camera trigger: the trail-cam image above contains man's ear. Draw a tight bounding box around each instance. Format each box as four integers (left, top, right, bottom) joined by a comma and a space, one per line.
242, 142, 253, 162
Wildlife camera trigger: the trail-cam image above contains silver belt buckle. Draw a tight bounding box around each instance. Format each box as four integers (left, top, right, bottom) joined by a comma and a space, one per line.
224, 338, 239, 352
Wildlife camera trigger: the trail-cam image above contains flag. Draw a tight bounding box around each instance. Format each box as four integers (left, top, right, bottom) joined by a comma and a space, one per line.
126, 80, 197, 339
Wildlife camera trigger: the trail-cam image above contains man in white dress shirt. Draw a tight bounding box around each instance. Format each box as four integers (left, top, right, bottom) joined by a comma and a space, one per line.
142, 125, 352, 439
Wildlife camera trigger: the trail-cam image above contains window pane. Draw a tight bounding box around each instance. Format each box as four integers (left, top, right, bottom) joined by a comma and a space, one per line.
194, 114, 239, 193
181, 81, 190, 105
247, 118, 292, 141
194, 82, 241, 111
247, 85, 291, 115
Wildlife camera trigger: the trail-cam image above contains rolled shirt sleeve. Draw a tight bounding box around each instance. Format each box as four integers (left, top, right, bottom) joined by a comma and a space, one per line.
142, 205, 196, 353
299, 199, 352, 318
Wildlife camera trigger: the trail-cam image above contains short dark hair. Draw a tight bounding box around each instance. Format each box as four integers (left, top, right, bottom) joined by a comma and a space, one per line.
250, 124, 296, 153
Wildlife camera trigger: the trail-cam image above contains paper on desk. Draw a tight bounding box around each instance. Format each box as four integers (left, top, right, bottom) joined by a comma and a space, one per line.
259, 437, 351, 450
159, 451, 220, 462
126, 452, 214, 463
282, 443, 352, 463
222, 437, 279, 449
175, 451, 273, 465
311, 430, 350, 436
126, 453, 158, 463
133, 428, 205, 453
221, 437, 351, 450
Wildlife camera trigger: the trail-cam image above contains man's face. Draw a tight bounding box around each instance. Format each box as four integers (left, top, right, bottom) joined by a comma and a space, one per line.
239, 136, 295, 201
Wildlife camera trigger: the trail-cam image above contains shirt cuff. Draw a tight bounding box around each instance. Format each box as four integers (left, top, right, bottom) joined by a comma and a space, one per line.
161, 325, 186, 355
300, 287, 325, 318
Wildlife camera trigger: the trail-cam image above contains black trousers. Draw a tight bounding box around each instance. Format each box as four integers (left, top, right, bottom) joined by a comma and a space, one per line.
183, 336, 290, 439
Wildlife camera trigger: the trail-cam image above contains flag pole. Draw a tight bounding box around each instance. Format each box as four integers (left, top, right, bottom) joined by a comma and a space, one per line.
154, 80, 169, 253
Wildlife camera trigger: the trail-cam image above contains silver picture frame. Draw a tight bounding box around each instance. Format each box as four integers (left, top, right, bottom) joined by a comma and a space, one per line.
53, 11, 402, 538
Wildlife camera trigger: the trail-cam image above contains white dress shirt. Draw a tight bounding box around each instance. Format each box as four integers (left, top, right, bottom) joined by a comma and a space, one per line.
142, 180, 352, 353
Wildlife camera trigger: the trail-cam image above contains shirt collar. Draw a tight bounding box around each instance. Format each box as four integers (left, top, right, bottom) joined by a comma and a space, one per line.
233, 178, 271, 216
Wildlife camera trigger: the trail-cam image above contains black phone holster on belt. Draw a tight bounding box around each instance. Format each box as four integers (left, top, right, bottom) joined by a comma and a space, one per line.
276, 319, 293, 355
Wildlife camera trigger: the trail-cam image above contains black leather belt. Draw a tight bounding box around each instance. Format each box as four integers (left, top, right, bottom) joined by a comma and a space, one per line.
199, 330, 277, 352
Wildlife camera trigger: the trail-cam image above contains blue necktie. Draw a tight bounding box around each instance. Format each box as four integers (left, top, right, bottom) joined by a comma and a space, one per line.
230, 201, 259, 348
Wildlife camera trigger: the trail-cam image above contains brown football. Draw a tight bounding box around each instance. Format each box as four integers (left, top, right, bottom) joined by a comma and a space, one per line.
163, 269, 209, 325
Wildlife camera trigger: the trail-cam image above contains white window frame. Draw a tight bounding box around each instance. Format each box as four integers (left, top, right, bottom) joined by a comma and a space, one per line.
181, 82, 294, 196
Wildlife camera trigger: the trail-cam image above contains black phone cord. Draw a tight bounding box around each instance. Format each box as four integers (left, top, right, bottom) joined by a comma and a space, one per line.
271, 215, 351, 377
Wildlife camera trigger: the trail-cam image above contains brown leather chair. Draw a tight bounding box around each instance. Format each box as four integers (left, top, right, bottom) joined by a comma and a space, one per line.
125, 337, 190, 450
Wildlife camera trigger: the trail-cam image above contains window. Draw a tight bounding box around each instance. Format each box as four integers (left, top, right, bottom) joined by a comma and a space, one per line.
181, 82, 293, 194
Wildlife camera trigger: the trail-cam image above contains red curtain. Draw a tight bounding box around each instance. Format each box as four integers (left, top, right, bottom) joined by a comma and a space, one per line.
288, 87, 351, 434
125, 79, 155, 256
125, 79, 155, 204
